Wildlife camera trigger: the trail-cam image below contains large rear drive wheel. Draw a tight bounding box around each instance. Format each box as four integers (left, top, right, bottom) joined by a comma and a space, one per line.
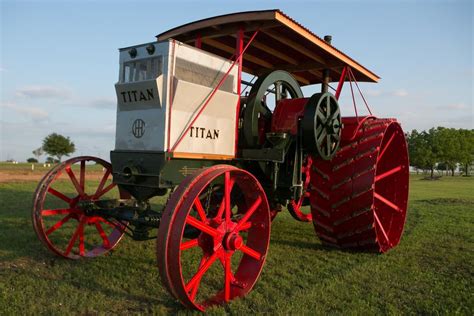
310, 118, 409, 252
157, 165, 271, 311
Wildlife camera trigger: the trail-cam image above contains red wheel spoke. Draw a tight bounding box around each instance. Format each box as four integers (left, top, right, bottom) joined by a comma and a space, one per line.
180, 238, 199, 251
78, 223, 85, 256
234, 196, 262, 232
237, 221, 252, 231
185, 251, 219, 293
64, 218, 85, 256
45, 214, 73, 235
186, 216, 219, 237
33, 156, 127, 260
373, 210, 390, 244
94, 182, 116, 199
374, 192, 402, 213
94, 169, 112, 197
79, 160, 86, 191
194, 198, 207, 221
41, 209, 72, 216
216, 177, 235, 220
215, 198, 225, 220
65, 166, 85, 196
224, 252, 232, 302
95, 222, 111, 249
224, 172, 232, 224
378, 132, 396, 162
375, 165, 403, 182
240, 244, 262, 260
48, 188, 72, 204
189, 256, 207, 301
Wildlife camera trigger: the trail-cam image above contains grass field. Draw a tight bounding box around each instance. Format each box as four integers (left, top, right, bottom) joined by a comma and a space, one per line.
0, 165, 473, 315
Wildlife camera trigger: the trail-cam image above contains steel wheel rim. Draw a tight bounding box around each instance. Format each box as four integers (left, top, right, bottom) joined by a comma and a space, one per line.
373, 123, 409, 252
158, 165, 270, 310
32, 156, 128, 259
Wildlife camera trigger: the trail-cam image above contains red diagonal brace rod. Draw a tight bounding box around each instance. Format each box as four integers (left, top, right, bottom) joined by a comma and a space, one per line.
335, 66, 347, 100
169, 30, 259, 153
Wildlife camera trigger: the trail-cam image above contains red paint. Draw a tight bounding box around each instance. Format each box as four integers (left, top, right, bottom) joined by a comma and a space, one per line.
170, 30, 259, 153
32, 156, 130, 259
166, 40, 177, 154
309, 118, 409, 253
234, 28, 244, 155
157, 165, 270, 311
195, 33, 202, 48
347, 67, 373, 115
271, 98, 308, 134
335, 66, 347, 100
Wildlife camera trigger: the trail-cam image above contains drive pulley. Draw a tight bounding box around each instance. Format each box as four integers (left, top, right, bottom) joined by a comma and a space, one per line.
302, 92, 342, 160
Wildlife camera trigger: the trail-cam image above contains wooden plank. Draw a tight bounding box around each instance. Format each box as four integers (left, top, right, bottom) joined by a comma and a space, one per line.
157, 10, 277, 41
202, 38, 272, 68
257, 61, 343, 76
177, 21, 279, 43
236, 35, 324, 80
202, 38, 310, 85
263, 28, 327, 66
274, 11, 379, 82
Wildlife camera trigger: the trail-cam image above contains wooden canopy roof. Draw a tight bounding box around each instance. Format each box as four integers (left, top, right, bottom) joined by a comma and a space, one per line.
157, 9, 380, 86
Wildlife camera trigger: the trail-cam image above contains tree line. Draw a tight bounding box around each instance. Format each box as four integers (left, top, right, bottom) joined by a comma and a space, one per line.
406, 127, 474, 178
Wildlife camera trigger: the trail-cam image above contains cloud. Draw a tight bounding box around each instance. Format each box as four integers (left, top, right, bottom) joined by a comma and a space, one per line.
16, 85, 72, 99
435, 103, 471, 111
88, 97, 116, 109
1, 101, 49, 121
365, 89, 409, 97
392, 89, 408, 97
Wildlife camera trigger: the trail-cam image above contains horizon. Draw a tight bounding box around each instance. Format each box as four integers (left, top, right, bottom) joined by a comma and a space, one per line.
1, 0, 473, 162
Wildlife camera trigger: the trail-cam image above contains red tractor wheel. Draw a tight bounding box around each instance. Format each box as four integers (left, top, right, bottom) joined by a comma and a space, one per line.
157, 165, 271, 311
310, 118, 409, 252
32, 156, 129, 259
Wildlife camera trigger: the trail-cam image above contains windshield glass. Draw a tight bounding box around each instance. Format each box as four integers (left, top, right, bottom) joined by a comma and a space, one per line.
122, 56, 163, 83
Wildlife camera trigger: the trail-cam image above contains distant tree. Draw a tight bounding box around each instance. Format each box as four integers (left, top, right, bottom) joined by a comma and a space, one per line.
407, 129, 439, 178
32, 147, 43, 162
435, 127, 460, 176
27, 158, 38, 163
436, 162, 448, 176
42, 133, 75, 162
46, 156, 59, 164
458, 129, 474, 176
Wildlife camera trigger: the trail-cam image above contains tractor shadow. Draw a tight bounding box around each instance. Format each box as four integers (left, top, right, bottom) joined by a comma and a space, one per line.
0, 185, 182, 311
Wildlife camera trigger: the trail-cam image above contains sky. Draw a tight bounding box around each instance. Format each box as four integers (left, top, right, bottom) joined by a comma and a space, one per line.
1, 0, 472, 162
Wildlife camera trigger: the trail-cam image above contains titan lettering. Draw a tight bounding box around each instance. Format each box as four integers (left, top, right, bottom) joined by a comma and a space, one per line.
120, 88, 154, 103
189, 127, 219, 139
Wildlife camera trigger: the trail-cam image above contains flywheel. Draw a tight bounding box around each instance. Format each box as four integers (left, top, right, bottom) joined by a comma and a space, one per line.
242, 70, 303, 148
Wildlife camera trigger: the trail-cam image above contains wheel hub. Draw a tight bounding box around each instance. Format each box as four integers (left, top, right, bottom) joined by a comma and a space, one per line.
224, 233, 243, 251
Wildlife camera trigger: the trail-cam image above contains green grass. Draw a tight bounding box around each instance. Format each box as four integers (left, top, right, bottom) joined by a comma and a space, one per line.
0, 173, 473, 314
0, 162, 105, 174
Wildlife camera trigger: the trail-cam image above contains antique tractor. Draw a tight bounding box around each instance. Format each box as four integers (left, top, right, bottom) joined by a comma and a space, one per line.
32, 10, 409, 311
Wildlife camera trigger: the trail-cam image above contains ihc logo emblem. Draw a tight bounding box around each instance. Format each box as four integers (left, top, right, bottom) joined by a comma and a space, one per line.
132, 119, 145, 138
